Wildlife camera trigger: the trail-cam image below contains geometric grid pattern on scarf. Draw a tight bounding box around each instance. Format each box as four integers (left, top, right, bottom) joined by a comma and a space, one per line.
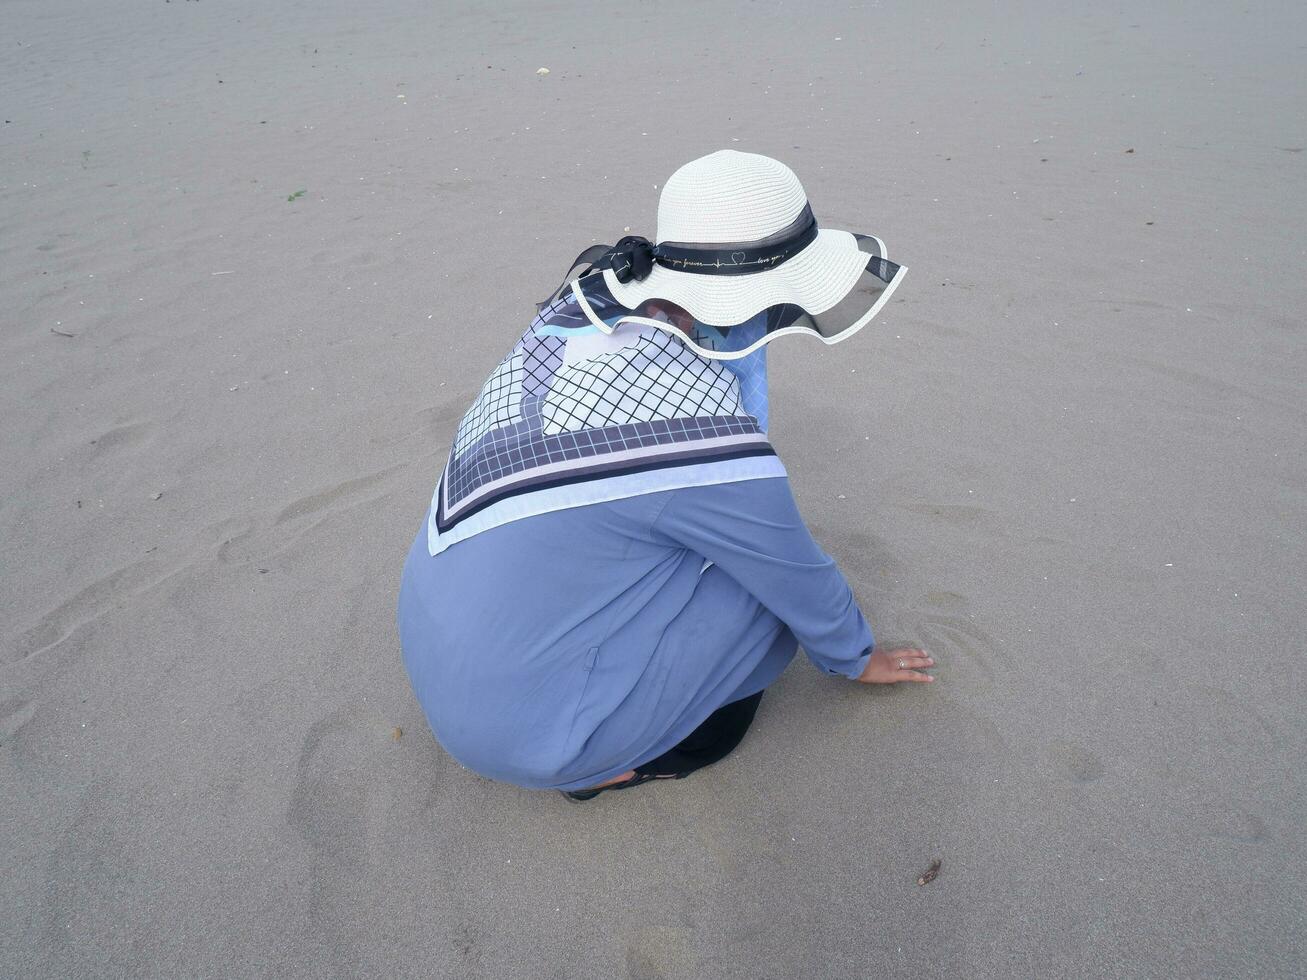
443, 323, 761, 511
444, 413, 761, 509
542, 329, 742, 434
689, 314, 770, 432
522, 333, 565, 398
452, 350, 525, 457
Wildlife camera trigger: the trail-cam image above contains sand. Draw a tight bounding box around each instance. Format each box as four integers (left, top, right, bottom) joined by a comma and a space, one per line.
3, 1, 1304, 976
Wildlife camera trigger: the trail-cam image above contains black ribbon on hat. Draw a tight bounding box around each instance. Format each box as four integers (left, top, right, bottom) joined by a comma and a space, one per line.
606, 235, 657, 283
536, 203, 820, 312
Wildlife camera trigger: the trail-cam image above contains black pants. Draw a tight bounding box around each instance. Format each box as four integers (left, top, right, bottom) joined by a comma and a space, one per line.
633, 690, 764, 779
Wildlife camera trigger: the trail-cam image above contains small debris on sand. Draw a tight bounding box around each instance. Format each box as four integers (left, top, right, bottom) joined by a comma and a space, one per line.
1124, 147, 1135, 153
50, 327, 76, 338
917, 859, 942, 886
151, 491, 164, 501
536, 67, 550, 75
392, 727, 403, 741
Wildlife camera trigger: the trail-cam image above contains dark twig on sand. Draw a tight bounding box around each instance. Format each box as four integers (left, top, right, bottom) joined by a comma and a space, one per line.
917, 859, 942, 886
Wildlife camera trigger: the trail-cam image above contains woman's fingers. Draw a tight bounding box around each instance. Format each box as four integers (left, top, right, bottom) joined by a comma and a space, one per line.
888, 649, 934, 668
896, 669, 935, 682
858, 645, 938, 684
884, 647, 935, 682
898, 655, 934, 668
886, 646, 929, 658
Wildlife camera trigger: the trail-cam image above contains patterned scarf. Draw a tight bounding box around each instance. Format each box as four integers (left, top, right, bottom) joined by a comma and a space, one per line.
426, 284, 783, 556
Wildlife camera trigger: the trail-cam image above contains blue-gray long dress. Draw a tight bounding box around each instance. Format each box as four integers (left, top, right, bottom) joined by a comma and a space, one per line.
397, 474, 874, 793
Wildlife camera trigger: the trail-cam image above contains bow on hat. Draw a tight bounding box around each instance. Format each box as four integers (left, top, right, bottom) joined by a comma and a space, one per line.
533, 239, 655, 313
604, 235, 657, 283
534, 203, 821, 314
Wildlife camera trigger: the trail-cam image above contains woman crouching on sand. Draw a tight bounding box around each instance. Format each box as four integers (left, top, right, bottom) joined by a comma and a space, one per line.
396, 150, 933, 801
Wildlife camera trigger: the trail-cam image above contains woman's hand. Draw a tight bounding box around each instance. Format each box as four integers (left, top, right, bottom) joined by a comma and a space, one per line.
856, 645, 935, 684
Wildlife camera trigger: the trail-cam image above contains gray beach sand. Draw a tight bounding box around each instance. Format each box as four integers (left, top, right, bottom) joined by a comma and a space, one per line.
3, 1, 1304, 976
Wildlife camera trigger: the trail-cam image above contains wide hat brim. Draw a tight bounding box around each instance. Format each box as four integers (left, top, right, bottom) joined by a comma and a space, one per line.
571, 228, 907, 360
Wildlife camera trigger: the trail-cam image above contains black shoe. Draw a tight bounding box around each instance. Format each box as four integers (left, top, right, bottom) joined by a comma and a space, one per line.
559, 771, 662, 803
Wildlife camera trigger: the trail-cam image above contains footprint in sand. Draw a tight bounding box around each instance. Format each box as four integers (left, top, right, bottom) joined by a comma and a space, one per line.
0, 696, 36, 741
87, 419, 156, 455
832, 528, 909, 587
1048, 740, 1106, 782
625, 925, 694, 980
5, 557, 185, 665
274, 464, 405, 525
286, 708, 442, 971
215, 463, 406, 566
41, 787, 128, 959
287, 708, 373, 867
1205, 807, 1268, 844
286, 706, 380, 973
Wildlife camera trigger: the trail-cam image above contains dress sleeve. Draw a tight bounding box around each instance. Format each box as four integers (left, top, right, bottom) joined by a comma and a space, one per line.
650, 476, 874, 680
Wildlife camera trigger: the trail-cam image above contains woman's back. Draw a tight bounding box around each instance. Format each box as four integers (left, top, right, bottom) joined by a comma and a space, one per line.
398, 473, 874, 792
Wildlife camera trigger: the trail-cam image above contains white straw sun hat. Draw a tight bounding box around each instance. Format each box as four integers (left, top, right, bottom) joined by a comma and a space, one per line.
536, 149, 907, 360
